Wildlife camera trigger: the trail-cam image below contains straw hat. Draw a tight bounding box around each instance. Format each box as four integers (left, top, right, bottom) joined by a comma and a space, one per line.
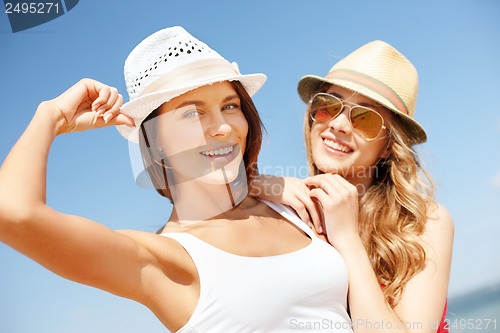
298, 40, 426, 144
117, 26, 267, 143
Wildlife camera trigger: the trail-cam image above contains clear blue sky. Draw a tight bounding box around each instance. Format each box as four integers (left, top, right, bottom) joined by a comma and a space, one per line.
1, 1, 499, 332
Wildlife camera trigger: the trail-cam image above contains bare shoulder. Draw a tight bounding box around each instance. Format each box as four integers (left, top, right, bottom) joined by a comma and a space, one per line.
425, 202, 454, 237
420, 202, 454, 264
115, 229, 199, 325
117, 229, 196, 275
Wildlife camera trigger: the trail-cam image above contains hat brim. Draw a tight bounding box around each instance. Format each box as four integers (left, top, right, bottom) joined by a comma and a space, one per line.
117, 72, 266, 143
298, 75, 427, 144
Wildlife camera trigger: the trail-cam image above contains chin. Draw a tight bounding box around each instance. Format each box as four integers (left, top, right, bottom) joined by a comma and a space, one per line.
197, 154, 245, 185
314, 162, 347, 176
199, 169, 238, 184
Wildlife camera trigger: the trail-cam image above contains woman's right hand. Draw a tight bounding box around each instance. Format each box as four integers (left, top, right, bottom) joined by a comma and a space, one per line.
305, 174, 360, 249
45, 78, 135, 135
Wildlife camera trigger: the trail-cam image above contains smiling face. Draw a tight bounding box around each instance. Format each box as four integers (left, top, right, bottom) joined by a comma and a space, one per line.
149, 81, 248, 185
308, 85, 392, 185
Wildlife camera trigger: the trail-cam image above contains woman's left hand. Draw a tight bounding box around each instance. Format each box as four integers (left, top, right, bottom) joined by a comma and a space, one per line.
304, 174, 360, 248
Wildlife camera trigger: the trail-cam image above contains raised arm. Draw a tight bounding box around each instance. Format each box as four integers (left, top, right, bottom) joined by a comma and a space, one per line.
0, 79, 166, 302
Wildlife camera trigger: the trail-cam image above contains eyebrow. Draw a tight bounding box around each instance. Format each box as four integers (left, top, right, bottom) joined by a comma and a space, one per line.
174, 94, 240, 109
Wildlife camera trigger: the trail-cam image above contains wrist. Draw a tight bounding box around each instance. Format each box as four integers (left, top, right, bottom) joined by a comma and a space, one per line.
331, 232, 364, 255
35, 101, 67, 136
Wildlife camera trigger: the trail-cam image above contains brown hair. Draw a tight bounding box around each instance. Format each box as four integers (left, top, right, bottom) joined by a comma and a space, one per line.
138, 81, 264, 201
304, 99, 434, 308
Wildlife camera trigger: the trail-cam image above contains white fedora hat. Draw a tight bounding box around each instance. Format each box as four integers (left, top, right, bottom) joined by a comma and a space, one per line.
117, 26, 267, 143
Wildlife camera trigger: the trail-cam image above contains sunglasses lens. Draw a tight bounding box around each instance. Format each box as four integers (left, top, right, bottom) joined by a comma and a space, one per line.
351, 107, 383, 139
310, 94, 342, 123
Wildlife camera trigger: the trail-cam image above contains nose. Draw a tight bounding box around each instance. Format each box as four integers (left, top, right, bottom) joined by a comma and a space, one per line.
327, 107, 352, 136
207, 110, 231, 137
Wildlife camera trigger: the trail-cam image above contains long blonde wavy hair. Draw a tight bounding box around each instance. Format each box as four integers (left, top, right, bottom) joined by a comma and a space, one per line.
304, 97, 435, 308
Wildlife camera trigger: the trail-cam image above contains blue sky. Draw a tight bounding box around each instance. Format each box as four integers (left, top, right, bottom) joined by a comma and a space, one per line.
1, 1, 499, 332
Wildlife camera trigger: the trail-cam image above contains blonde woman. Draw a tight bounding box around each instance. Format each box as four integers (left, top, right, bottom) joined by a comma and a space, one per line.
253, 41, 453, 333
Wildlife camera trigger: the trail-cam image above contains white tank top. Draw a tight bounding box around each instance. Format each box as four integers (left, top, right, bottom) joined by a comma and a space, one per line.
161, 200, 352, 332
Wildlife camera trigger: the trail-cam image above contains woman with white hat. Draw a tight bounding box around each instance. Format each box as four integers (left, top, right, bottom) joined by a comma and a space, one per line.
0, 27, 354, 332
253, 41, 453, 332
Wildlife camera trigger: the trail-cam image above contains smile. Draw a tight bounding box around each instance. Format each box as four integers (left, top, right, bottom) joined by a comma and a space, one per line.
200, 145, 235, 157
323, 138, 353, 153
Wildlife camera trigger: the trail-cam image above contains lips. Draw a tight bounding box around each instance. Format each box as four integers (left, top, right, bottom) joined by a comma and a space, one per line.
323, 138, 353, 154
200, 145, 234, 157
199, 144, 239, 167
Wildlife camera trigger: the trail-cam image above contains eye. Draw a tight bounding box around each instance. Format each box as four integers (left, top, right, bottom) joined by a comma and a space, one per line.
182, 109, 200, 119
222, 103, 240, 112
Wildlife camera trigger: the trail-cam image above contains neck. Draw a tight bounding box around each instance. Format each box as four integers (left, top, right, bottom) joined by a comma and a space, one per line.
168, 172, 248, 223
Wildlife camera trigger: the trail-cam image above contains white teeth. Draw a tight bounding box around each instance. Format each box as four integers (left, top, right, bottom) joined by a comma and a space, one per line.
324, 139, 352, 153
201, 145, 234, 156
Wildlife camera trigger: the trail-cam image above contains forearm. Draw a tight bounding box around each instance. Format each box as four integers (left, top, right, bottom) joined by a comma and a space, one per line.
249, 174, 278, 199
337, 237, 407, 333
0, 102, 62, 226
